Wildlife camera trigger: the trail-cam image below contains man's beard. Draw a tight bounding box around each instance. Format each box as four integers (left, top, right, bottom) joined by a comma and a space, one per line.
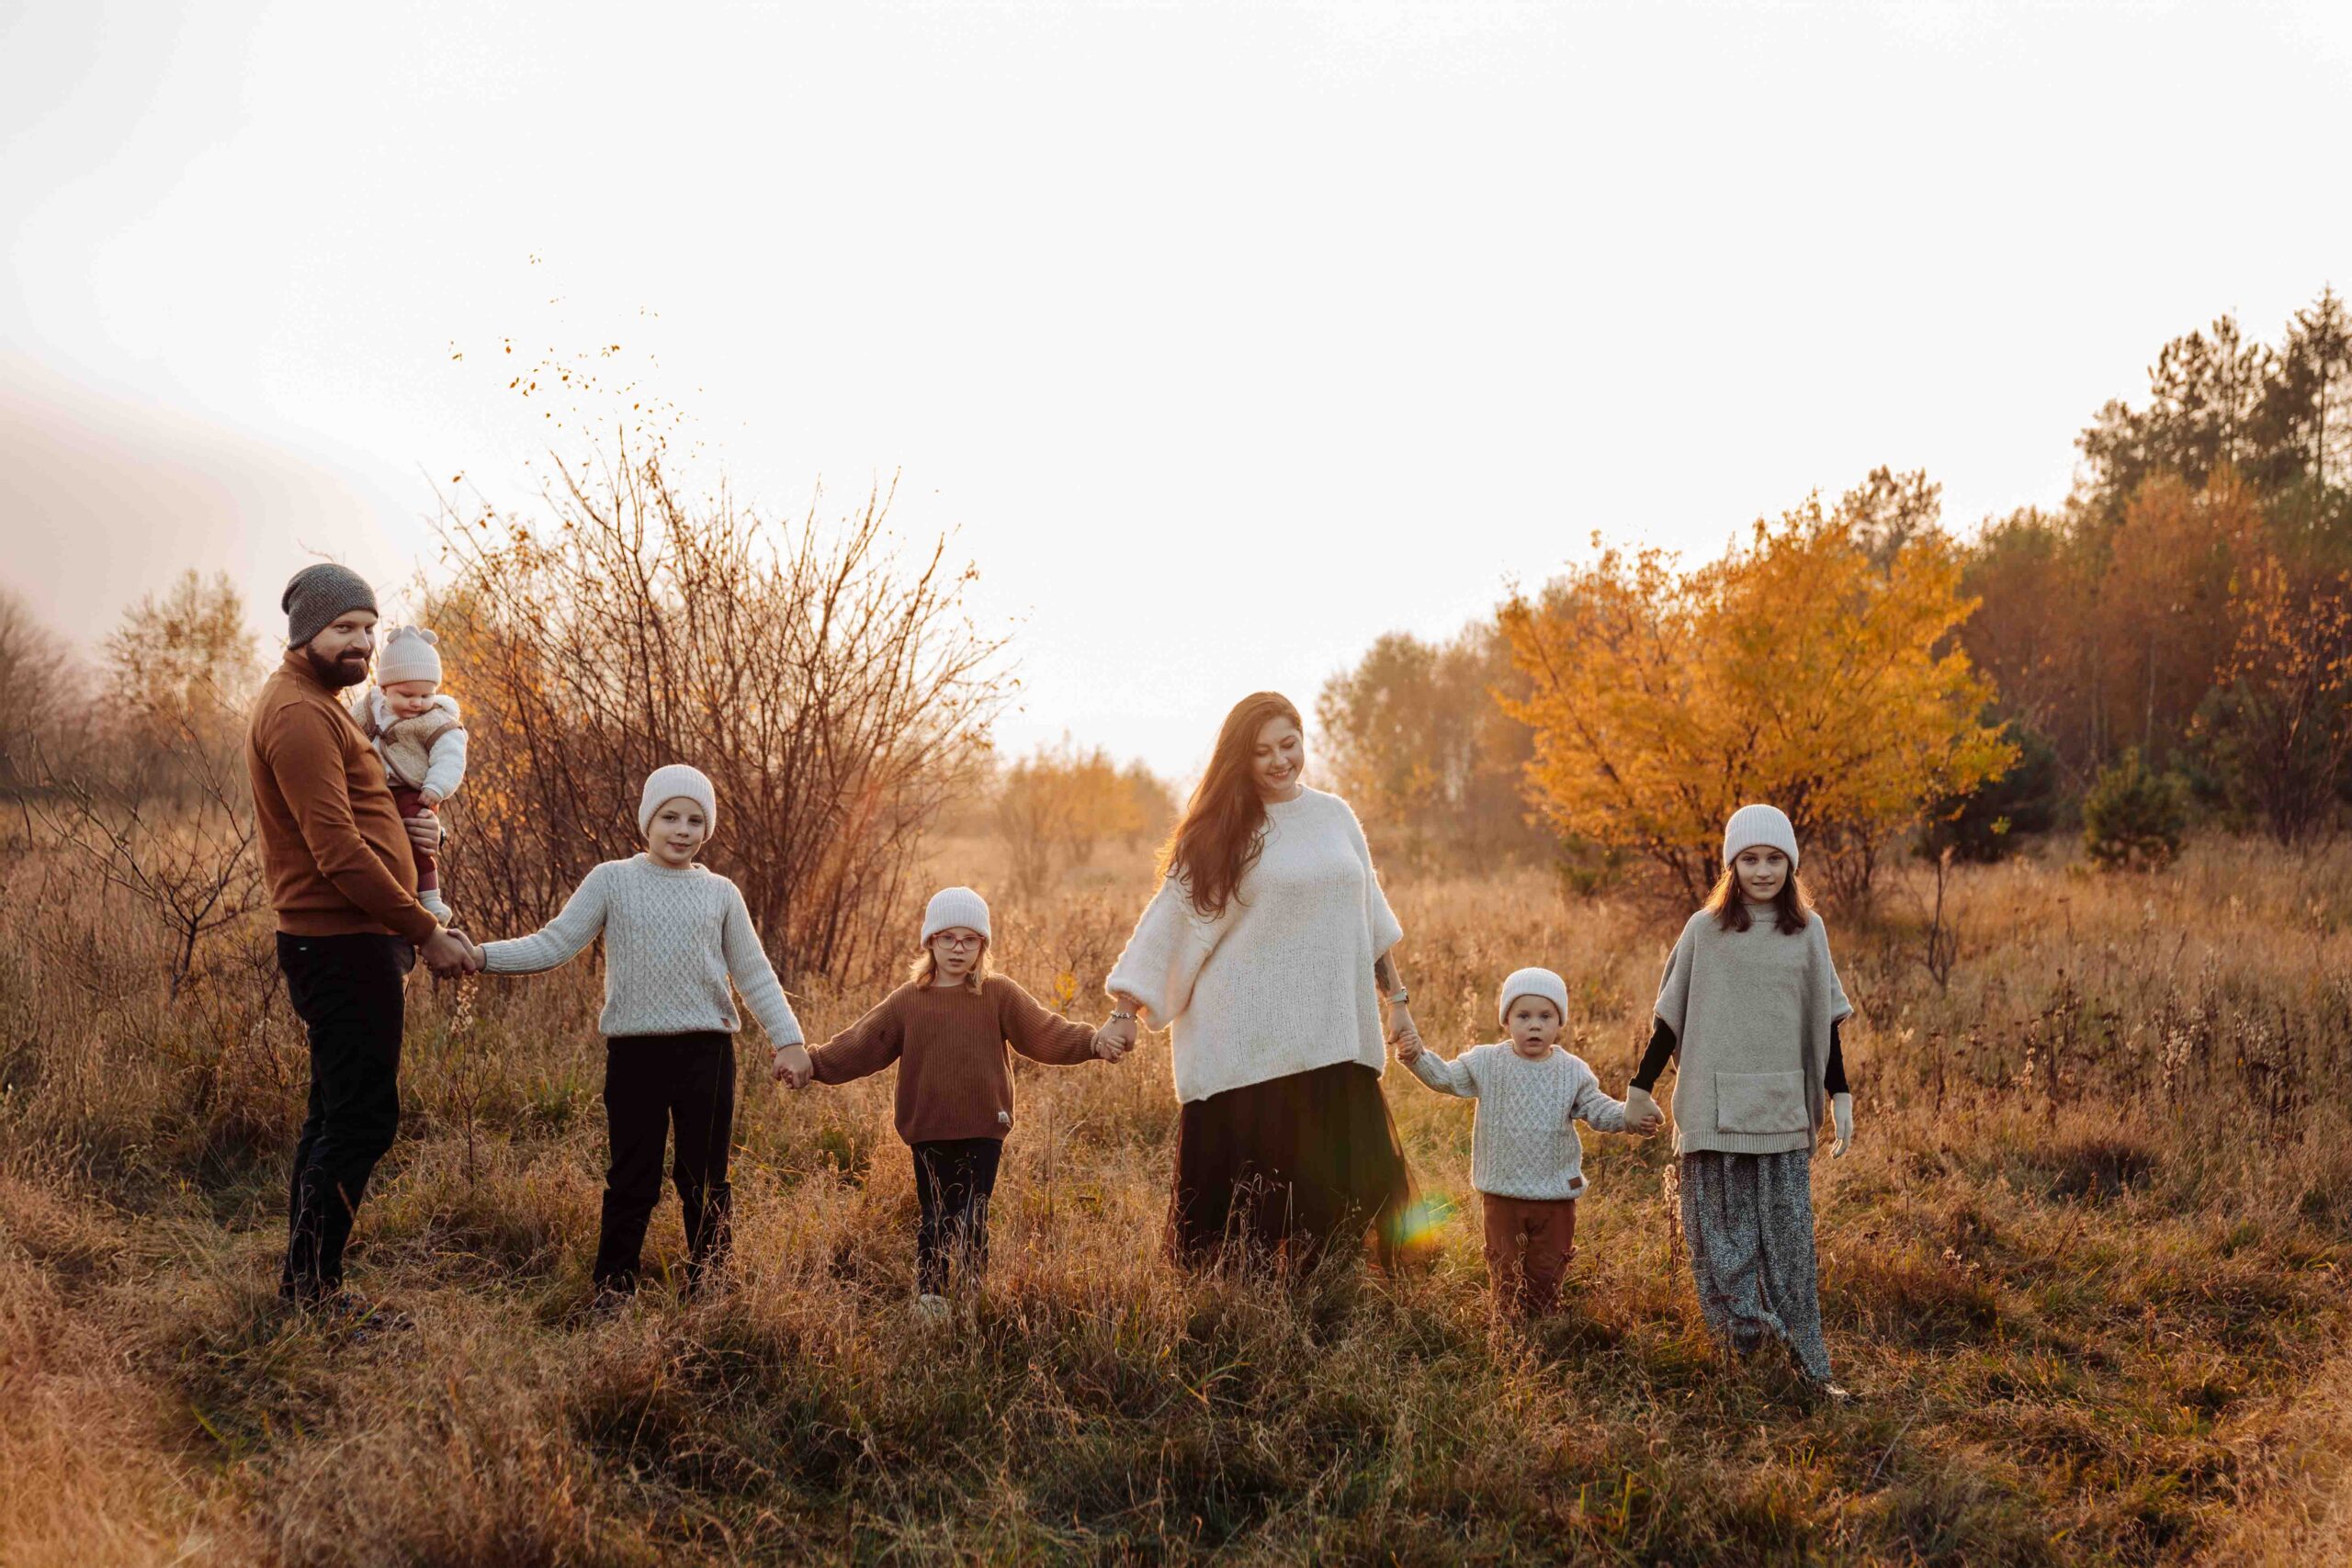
301, 643, 371, 690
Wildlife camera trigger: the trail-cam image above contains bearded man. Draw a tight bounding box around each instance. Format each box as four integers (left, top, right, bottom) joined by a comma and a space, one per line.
246, 562, 474, 1316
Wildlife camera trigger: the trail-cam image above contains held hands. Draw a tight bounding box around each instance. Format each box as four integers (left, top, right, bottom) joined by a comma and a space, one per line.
1093, 1011, 1139, 1063
1829, 1091, 1854, 1157
1386, 1003, 1421, 1062
420, 926, 481, 978
773, 1043, 814, 1090
1624, 1086, 1664, 1137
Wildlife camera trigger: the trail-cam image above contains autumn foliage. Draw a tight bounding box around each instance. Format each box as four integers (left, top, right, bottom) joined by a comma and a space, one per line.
1498, 500, 2014, 900
992, 739, 1174, 897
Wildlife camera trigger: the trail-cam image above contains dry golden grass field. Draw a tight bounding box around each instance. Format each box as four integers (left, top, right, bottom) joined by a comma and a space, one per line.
4, 828, 2350, 1565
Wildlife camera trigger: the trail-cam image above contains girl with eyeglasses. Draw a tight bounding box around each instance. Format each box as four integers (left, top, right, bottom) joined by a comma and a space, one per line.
778, 886, 1134, 1322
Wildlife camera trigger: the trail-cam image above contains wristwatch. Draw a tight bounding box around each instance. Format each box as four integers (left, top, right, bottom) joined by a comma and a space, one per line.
1387, 988, 1409, 1006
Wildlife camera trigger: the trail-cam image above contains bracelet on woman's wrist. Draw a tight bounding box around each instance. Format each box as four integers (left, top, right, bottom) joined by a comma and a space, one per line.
1111, 1009, 1137, 1022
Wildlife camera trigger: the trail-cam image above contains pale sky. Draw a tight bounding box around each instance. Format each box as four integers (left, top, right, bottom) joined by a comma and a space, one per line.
7, 0, 2349, 776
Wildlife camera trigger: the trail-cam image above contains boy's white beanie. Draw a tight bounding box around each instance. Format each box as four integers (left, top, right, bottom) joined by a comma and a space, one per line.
376, 626, 443, 686
639, 763, 718, 840
1723, 803, 1800, 869
922, 886, 991, 943
1498, 966, 1570, 1025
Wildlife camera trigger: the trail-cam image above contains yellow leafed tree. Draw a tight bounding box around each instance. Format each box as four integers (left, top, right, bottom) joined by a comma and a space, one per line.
1499, 498, 2016, 900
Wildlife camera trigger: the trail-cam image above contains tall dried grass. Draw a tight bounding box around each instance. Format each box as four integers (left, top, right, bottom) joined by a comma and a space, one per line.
1, 829, 2346, 1563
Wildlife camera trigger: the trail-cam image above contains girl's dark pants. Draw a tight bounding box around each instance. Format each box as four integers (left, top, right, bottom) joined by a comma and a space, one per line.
912, 1137, 1003, 1294
596, 1032, 735, 1292
277, 932, 413, 1301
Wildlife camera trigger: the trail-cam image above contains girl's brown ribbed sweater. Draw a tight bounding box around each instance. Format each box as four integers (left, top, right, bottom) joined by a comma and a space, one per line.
808, 975, 1102, 1145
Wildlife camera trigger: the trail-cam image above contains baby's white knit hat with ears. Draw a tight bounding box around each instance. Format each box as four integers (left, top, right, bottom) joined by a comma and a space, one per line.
1497, 966, 1570, 1025
922, 886, 991, 944
376, 626, 442, 686
638, 763, 718, 840
1723, 803, 1801, 869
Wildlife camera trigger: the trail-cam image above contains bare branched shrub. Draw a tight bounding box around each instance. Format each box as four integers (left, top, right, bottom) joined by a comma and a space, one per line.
427, 438, 1007, 986
18, 577, 265, 999
23, 703, 265, 1000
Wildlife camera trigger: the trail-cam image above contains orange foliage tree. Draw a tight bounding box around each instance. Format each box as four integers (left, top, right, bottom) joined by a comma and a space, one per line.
1499, 500, 2015, 901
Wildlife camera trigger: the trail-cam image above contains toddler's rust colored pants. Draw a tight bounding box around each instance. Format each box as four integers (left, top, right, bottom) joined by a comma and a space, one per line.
390, 784, 438, 896
1481, 1192, 1578, 1316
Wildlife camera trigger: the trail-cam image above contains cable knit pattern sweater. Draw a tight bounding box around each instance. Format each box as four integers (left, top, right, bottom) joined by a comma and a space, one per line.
1407, 1044, 1629, 1200
1106, 786, 1402, 1104
480, 856, 804, 1046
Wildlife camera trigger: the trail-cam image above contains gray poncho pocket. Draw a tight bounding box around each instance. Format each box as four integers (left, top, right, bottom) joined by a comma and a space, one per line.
1713, 1070, 1809, 1134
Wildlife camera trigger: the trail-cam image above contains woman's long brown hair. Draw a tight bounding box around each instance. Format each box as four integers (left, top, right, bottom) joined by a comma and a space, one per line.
1159, 692, 1303, 920
1703, 860, 1814, 935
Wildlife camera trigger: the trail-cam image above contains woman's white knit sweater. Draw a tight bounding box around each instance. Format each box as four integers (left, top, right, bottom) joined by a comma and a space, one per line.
480, 855, 804, 1047
1106, 786, 1401, 1104
1407, 1044, 1629, 1200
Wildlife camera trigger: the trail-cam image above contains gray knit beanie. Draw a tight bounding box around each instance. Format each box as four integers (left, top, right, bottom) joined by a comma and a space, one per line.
1723, 803, 1801, 868
1497, 966, 1570, 1025
281, 563, 378, 648
922, 886, 992, 943
638, 763, 718, 840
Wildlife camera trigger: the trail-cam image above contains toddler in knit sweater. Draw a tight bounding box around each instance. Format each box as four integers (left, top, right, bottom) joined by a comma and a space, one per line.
357, 626, 467, 920
778, 886, 1132, 1322
1397, 966, 1655, 1317
477, 764, 806, 1303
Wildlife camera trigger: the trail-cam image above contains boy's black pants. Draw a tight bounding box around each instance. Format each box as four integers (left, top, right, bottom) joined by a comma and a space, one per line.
912, 1136, 1002, 1295
596, 1032, 736, 1292
277, 932, 413, 1300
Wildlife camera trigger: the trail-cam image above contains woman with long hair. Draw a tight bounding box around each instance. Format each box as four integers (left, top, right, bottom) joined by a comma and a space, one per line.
1102, 692, 1422, 1269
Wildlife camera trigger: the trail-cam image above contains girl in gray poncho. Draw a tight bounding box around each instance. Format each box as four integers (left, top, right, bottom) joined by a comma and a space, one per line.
1624, 804, 1856, 1397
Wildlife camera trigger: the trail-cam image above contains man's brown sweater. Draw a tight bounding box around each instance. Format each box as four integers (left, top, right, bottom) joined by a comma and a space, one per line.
247, 649, 440, 944
809, 975, 1102, 1144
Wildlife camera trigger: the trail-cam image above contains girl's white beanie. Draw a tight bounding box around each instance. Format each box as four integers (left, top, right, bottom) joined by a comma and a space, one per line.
922, 886, 991, 943
1498, 966, 1570, 1025
376, 626, 443, 686
1723, 803, 1800, 868
639, 764, 718, 840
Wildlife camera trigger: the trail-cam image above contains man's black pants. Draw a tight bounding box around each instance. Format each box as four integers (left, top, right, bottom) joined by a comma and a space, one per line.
278, 932, 413, 1300
912, 1136, 1003, 1295
596, 1032, 736, 1292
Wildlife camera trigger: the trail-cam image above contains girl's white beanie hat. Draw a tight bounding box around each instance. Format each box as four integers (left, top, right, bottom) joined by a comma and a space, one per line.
1498, 966, 1570, 1025
639, 763, 718, 840
1723, 803, 1800, 869
922, 886, 991, 943
376, 626, 443, 686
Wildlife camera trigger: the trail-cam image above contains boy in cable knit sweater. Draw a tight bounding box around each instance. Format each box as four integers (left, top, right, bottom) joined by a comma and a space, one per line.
1397, 966, 1651, 1317
477, 764, 808, 1303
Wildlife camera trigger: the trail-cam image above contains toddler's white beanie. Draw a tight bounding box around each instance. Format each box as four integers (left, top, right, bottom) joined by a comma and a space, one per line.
1723, 803, 1800, 868
922, 886, 992, 944
1497, 966, 1570, 1025
638, 764, 718, 840
376, 626, 443, 686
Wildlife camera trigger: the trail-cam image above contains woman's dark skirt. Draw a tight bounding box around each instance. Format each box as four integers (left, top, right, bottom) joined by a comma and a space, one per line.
1167, 1059, 1417, 1270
